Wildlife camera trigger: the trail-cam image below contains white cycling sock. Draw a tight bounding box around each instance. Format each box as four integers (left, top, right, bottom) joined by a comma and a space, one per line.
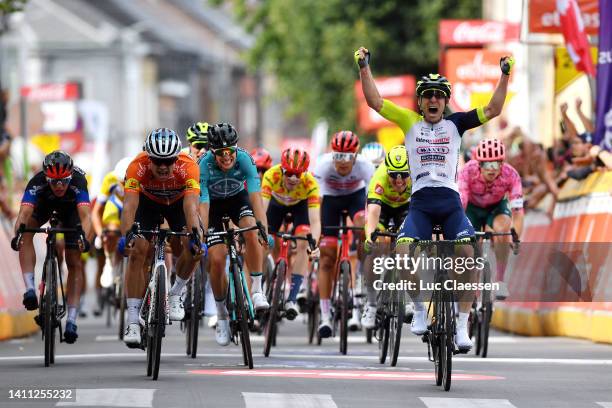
457, 312, 469, 328
320, 299, 331, 320
127, 298, 142, 325
169, 276, 188, 296
67, 305, 78, 324
251, 273, 263, 293
215, 298, 229, 319
23, 272, 35, 291
413, 300, 425, 312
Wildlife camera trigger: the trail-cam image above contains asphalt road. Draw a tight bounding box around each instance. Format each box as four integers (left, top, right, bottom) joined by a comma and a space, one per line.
1, 303, 611, 408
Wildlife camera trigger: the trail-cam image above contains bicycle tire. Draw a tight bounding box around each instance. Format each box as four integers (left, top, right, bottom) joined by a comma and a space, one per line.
145, 287, 153, 377
366, 328, 373, 344
480, 261, 492, 358
233, 264, 253, 369
151, 265, 165, 380
389, 292, 404, 367
442, 299, 453, 391
264, 260, 284, 357
339, 261, 350, 355
185, 279, 193, 356
433, 290, 443, 386
43, 258, 55, 367
378, 313, 390, 364
189, 265, 203, 359
105, 287, 112, 328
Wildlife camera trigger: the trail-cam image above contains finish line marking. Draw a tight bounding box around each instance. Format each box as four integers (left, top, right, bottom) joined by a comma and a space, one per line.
188, 369, 504, 381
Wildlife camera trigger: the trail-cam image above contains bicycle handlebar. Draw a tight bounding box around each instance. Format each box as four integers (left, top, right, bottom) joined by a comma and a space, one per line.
371, 230, 397, 243
12, 223, 89, 252
273, 232, 317, 250
475, 228, 520, 244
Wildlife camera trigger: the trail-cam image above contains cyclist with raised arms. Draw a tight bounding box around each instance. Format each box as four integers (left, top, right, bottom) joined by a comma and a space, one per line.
198, 123, 270, 346
13, 150, 92, 344
261, 147, 321, 319
120, 128, 203, 347
312, 131, 375, 338
362, 145, 411, 329
355, 46, 513, 351
361, 142, 386, 168
458, 138, 524, 299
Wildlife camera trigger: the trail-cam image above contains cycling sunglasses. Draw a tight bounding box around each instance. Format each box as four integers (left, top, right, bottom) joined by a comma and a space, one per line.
332, 152, 356, 162
150, 156, 178, 166
282, 169, 303, 179
421, 89, 448, 99
480, 161, 501, 170
212, 146, 237, 157
46, 176, 72, 186
387, 171, 410, 180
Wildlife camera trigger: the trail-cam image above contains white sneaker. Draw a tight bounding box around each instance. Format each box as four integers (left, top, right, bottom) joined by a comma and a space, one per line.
348, 308, 362, 331
410, 309, 428, 335
252, 292, 269, 311
318, 316, 332, 338
100, 259, 113, 288
404, 303, 414, 323
495, 281, 509, 300
124, 323, 141, 346
215, 319, 231, 346
284, 300, 299, 321
361, 305, 377, 329
455, 323, 473, 351
207, 315, 218, 329
169, 295, 185, 321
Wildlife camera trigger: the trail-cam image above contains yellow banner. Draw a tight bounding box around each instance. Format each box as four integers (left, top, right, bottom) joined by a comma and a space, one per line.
555, 46, 598, 94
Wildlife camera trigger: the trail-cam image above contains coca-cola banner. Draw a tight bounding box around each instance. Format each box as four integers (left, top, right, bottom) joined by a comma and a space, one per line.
444, 49, 513, 113
529, 0, 599, 35
439, 20, 520, 46
595, 0, 611, 148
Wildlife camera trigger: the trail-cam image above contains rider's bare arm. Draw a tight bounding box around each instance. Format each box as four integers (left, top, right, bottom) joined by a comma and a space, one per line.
365, 203, 382, 241
308, 207, 321, 243
250, 191, 267, 231
13, 204, 34, 235
183, 193, 200, 235
91, 199, 105, 237
356, 47, 383, 112
77, 204, 94, 241
120, 192, 139, 236
484, 69, 510, 120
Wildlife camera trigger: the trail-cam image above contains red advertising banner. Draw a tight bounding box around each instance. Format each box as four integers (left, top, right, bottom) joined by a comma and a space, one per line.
444, 49, 510, 113
20, 83, 80, 102
528, 0, 599, 35
439, 20, 520, 46
355, 75, 415, 132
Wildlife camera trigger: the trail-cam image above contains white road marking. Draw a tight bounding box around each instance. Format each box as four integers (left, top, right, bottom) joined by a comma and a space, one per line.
7, 338, 35, 344
420, 397, 517, 408
596, 403, 612, 408
95, 335, 120, 342
243, 393, 337, 408
56, 389, 155, 407
1, 353, 611, 366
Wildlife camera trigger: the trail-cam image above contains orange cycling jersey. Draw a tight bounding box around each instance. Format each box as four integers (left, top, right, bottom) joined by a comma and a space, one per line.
124, 151, 200, 205
261, 164, 320, 208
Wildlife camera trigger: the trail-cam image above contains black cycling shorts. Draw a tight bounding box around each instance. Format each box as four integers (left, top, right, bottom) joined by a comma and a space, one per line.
267, 197, 310, 234
377, 202, 410, 231
321, 188, 366, 237
206, 189, 254, 247
134, 193, 186, 235
32, 204, 82, 249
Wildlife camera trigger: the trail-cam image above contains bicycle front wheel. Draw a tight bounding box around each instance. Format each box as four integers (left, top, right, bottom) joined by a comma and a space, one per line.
339, 261, 351, 355
233, 264, 253, 369
442, 299, 453, 391
43, 258, 56, 367
264, 260, 284, 357
389, 292, 405, 367
118, 261, 126, 340
151, 266, 166, 380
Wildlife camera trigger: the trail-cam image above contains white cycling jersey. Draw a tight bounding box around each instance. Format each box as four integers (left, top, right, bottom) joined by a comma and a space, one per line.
312, 153, 375, 196
378, 100, 489, 194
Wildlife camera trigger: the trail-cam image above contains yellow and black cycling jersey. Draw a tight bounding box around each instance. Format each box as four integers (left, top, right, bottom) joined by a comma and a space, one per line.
261, 164, 320, 208
98, 171, 125, 226
367, 163, 411, 208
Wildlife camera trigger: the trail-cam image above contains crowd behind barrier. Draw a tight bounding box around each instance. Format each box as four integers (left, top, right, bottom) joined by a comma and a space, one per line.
492, 170, 612, 344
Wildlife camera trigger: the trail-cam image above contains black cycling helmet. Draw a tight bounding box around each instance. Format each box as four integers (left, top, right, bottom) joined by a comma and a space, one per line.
43, 150, 74, 179
208, 123, 239, 149
415, 73, 452, 98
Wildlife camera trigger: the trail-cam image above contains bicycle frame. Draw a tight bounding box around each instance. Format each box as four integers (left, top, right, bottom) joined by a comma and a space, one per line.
140, 230, 170, 327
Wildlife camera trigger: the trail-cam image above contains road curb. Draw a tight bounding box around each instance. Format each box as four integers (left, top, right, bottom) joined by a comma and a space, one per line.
492, 304, 612, 344
0, 311, 39, 341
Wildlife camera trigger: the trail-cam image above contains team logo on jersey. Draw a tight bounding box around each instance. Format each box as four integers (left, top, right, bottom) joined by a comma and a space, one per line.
375, 184, 384, 195
125, 178, 140, 190
420, 154, 445, 163
415, 171, 430, 181
417, 146, 449, 154
209, 179, 242, 197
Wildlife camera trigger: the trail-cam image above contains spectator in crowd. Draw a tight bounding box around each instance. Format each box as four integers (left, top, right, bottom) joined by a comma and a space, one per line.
0, 89, 14, 219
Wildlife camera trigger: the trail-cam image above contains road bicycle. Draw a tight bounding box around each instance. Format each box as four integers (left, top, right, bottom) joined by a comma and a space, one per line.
183, 256, 207, 358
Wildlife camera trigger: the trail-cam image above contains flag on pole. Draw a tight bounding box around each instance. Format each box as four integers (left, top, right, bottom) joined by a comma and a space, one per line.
595, 0, 612, 148
556, 0, 596, 76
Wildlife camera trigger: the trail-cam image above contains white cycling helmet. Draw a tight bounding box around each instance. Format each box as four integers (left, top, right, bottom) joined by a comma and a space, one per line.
361, 142, 385, 167
144, 128, 182, 159
113, 157, 133, 183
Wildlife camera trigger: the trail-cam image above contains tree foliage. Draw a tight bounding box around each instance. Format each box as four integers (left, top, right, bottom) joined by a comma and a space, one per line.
213, 0, 481, 130
0, 0, 27, 14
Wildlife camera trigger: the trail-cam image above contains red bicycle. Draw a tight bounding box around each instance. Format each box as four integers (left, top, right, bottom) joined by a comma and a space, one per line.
326, 210, 363, 355
263, 231, 315, 357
